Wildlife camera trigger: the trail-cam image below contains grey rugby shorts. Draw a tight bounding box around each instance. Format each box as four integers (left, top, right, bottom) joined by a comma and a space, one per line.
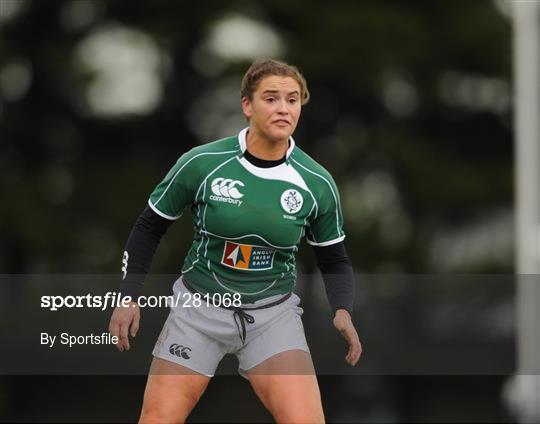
152, 276, 310, 377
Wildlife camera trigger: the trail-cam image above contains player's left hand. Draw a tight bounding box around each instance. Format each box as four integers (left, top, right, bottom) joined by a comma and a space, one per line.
333, 309, 362, 366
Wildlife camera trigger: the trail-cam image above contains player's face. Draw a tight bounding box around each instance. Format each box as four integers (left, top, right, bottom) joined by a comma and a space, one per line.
241, 75, 302, 143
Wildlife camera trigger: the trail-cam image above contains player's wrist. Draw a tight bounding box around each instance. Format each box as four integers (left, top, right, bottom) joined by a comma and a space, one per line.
334, 308, 352, 320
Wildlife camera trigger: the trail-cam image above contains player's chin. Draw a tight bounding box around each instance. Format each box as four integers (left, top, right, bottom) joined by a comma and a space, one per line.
267, 125, 293, 141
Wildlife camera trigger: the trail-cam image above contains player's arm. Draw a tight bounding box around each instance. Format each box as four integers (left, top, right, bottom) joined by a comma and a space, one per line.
313, 241, 354, 314
313, 242, 362, 366
109, 206, 173, 352
120, 206, 174, 299
303, 167, 361, 364
110, 150, 200, 351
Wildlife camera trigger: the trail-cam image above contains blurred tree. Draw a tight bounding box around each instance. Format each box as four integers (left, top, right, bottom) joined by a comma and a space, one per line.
0, 0, 511, 275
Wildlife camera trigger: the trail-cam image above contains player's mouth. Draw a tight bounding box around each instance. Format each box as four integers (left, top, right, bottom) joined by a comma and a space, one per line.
272, 119, 291, 127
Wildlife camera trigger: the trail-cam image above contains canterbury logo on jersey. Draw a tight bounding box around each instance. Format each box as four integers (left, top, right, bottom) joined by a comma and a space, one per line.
221, 241, 275, 271
209, 178, 244, 207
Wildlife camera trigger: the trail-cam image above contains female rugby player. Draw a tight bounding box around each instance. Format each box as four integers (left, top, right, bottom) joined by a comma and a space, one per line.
109, 59, 362, 423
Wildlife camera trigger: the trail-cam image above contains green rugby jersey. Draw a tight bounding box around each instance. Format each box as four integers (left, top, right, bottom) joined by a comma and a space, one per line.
149, 128, 345, 303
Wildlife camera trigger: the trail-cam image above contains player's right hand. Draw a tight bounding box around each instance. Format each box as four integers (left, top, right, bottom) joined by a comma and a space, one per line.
109, 302, 140, 352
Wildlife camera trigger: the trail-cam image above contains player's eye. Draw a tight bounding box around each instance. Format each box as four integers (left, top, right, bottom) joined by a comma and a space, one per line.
289, 97, 298, 104
265, 97, 276, 103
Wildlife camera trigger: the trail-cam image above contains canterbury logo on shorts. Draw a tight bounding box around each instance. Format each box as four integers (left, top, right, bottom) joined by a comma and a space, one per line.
209, 178, 244, 206
221, 241, 275, 271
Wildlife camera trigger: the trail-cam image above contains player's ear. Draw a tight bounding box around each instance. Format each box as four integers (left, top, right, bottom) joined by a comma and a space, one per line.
241, 96, 252, 120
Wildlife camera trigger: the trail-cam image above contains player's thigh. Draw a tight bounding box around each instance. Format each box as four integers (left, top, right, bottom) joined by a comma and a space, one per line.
140, 357, 211, 424
247, 350, 324, 423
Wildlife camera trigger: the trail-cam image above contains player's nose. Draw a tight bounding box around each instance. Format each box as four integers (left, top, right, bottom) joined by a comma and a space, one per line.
276, 99, 289, 114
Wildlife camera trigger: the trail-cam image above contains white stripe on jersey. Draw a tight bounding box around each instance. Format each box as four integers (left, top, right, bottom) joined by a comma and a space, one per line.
305, 234, 346, 247
153, 149, 239, 209
291, 158, 343, 239
148, 198, 183, 220
200, 229, 298, 251
297, 202, 316, 245
182, 179, 208, 274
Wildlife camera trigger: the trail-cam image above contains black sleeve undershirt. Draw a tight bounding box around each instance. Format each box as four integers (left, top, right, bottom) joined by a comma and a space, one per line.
120, 206, 173, 300
312, 242, 355, 315
120, 149, 355, 315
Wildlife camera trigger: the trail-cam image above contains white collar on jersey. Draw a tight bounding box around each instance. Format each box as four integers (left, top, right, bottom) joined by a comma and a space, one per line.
238, 127, 296, 160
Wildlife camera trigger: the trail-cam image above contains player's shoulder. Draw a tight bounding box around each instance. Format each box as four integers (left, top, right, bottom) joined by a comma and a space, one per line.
290, 145, 336, 184
172, 135, 240, 175
181, 135, 240, 160
162, 135, 240, 183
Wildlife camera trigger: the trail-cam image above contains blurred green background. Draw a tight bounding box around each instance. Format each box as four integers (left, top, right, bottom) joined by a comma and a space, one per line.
0, 0, 516, 422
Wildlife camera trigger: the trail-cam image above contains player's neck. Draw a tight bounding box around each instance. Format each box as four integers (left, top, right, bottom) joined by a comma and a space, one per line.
245, 128, 289, 161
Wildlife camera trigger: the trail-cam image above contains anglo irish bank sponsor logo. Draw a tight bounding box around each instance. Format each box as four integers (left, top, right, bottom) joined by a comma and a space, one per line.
221, 241, 275, 271
280, 189, 303, 214
210, 178, 244, 207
